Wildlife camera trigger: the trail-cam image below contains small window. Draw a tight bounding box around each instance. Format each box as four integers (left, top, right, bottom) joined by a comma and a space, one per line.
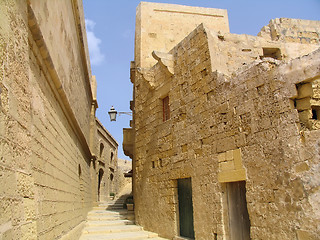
100, 143, 104, 157
78, 164, 81, 178
312, 106, 320, 120
262, 48, 282, 60
163, 96, 170, 121
110, 152, 114, 162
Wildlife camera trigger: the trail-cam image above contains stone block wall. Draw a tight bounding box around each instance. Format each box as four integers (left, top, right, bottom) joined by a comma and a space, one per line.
95, 119, 118, 201
0, 1, 105, 239
295, 79, 320, 130
132, 10, 320, 239
29, 0, 93, 144
115, 159, 132, 195
259, 18, 320, 44
135, 2, 229, 69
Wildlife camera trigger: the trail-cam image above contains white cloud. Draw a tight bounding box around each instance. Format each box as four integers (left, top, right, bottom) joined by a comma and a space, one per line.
85, 19, 105, 66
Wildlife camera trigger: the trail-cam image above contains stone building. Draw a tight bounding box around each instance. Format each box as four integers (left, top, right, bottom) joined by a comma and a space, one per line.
124, 2, 320, 240
95, 119, 118, 202
0, 1, 118, 239
116, 158, 133, 194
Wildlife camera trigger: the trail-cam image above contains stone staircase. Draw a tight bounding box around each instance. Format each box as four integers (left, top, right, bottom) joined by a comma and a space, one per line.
79, 194, 167, 240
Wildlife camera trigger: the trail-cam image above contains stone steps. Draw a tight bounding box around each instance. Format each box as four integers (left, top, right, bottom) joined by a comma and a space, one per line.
88, 210, 128, 216
86, 220, 135, 227
97, 202, 125, 210
82, 225, 143, 235
79, 199, 168, 240
87, 215, 134, 221
79, 231, 160, 240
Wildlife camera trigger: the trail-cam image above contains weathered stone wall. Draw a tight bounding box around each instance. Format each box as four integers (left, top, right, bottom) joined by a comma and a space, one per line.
95, 119, 118, 201
115, 159, 132, 195
259, 18, 320, 44
206, 26, 320, 76
0, 1, 106, 239
131, 3, 320, 239
135, 2, 229, 69
29, 0, 93, 144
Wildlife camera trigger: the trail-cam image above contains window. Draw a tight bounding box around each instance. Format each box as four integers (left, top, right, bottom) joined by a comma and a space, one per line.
110, 152, 114, 163
78, 164, 81, 178
262, 48, 282, 60
312, 106, 319, 120
99, 143, 104, 157
163, 96, 170, 121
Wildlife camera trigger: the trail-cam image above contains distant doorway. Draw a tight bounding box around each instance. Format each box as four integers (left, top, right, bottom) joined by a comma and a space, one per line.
98, 169, 104, 201
109, 173, 114, 194
178, 178, 195, 239
226, 181, 251, 240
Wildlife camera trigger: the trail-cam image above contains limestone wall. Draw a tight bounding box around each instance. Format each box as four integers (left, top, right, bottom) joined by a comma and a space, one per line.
135, 2, 229, 69
29, 0, 93, 144
132, 5, 320, 239
0, 1, 100, 239
116, 159, 132, 195
259, 18, 320, 44
95, 119, 118, 201
206, 27, 320, 76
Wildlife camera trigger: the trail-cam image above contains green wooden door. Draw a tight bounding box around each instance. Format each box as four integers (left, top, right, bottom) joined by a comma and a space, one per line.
178, 178, 195, 239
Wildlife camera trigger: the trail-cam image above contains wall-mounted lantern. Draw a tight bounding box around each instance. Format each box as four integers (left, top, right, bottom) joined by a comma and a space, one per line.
108, 106, 118, 121
108, 106, 132, 122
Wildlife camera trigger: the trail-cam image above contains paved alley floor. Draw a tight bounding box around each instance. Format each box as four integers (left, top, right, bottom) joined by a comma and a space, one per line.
79, 186, 168, 240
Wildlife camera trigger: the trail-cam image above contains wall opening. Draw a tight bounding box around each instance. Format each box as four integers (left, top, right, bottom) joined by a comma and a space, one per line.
78, 164, 81, 178
177, 178, 195, 239
262, 48, 282, 60
110, 152, 114, 163
294, 79, 320, 130
100, 143, 104, 158
162, 96, 170, 121
312, 106, 319, 120
78, 164, 84, 206
226, 181, 251, 240
98, 169, 104, 201
109, 173, 114, 194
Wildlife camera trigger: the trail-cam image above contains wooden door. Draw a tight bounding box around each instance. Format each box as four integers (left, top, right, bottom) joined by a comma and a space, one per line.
227, 181, 251, 240
178, 178, 195, 239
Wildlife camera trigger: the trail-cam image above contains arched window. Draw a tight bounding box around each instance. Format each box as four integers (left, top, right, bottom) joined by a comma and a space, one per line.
110, 152, 114, 163
100, 143, 104, 158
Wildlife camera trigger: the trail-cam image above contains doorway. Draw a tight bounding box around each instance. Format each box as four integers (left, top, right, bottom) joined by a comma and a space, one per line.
98, 169, 104, 201
109, 173, 114, 194
178, 178, 195, 239
226, 181, 251, 240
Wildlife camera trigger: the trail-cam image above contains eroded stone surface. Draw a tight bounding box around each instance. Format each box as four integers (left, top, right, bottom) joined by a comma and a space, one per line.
129, 2, 320, 240
0, 1, 119, 239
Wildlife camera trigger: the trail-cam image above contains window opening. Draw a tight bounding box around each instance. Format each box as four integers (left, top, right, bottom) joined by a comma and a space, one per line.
262, 48, 282, 60
78, 164, 81, 178
312, 107, 319, 120
100, 143, 104, 158
163, 96, 170, 121
110, 152, 114, 162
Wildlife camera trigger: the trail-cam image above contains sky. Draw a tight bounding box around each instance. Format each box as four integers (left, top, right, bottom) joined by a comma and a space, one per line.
82, 0, 320, 160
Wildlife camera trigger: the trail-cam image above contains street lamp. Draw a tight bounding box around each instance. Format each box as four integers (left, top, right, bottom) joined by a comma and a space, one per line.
108, 106, 118, 121
108, 106, 132, 122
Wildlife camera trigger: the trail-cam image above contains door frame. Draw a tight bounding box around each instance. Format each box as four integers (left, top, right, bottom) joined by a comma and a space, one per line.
177, 177, 195, 239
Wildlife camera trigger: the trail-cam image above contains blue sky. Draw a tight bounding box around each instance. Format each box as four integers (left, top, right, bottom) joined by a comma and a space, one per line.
83, 0, 320, 160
